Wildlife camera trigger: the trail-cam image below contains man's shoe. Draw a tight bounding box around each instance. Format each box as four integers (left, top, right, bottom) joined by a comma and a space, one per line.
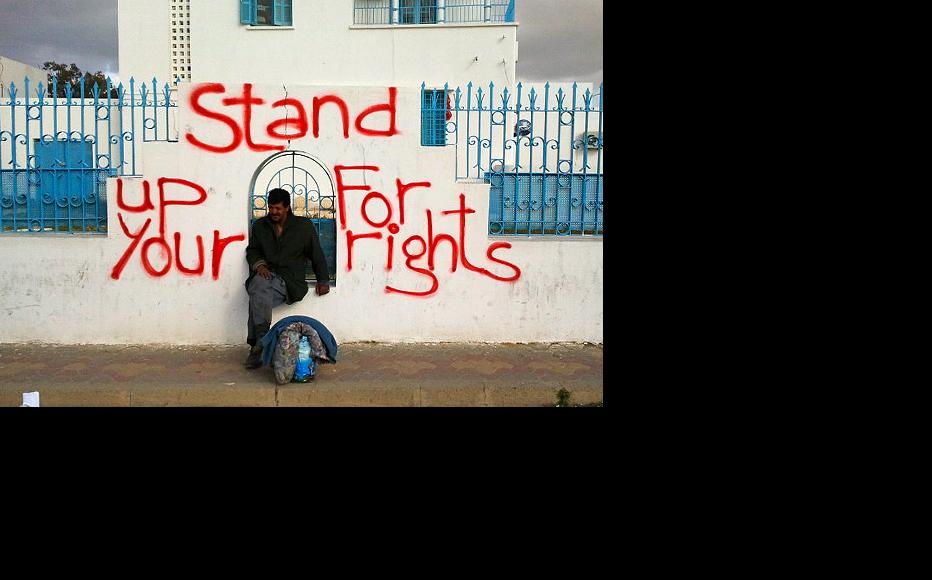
244, 345, 263, 369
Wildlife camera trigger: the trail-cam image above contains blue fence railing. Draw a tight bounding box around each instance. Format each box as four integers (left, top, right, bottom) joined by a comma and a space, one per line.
422, 81, 603, 237
0, 76, 177, 234
354, 0, 514, 25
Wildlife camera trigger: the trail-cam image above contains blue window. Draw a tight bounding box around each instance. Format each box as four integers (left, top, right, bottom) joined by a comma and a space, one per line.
421, 89, 448, 146
400, 0, 437, 24
240, 0, 293, 26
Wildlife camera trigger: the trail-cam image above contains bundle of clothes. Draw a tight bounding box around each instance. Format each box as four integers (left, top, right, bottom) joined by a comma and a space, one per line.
259, 315, 338, 384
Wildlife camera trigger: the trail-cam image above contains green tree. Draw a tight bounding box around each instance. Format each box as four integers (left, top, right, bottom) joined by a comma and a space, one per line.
42, 61, 117, 98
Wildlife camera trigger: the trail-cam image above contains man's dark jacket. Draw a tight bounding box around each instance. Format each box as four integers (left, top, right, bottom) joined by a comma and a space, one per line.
245, 212, 329, 304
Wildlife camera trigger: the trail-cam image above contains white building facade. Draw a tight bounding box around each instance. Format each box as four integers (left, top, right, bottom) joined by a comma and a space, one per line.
1, 1, 603, 346
119, 0, 519, 87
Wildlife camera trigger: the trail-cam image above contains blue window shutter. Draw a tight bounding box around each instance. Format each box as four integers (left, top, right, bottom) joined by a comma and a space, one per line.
421, 89, 446, 146
272, 0, 292, 25
241, 0, 257, 25
434, 90, 446, 145
505, 0, 515, 22
420, 90, 429, 145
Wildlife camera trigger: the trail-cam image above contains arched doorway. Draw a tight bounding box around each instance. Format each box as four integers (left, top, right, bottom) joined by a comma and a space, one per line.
249, 151, 337, 285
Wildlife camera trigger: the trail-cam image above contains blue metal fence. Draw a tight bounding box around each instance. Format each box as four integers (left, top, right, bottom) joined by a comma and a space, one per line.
0, 76, 177, 234
422, 81, 603, 236
354, 0, 514, 25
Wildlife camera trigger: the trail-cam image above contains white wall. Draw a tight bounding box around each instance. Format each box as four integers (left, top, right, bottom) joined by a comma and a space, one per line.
118, 0, 518, 87
0, 83, 602, 345
0, 56, 45, 99
118, 0, 172, 86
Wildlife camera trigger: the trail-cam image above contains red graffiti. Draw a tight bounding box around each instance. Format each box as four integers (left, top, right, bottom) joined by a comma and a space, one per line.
186, 84, 398, 153
334, 165, 521, 296
111, 178, 246, 280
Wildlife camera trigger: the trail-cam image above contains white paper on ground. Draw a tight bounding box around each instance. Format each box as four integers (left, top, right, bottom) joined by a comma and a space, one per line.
21, 392, 40, 407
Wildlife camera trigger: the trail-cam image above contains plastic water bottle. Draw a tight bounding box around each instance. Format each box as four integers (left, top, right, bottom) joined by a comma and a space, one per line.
293, 335, 312, 382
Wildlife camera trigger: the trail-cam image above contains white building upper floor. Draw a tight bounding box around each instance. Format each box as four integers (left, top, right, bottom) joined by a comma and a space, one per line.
118, 0, 519, 88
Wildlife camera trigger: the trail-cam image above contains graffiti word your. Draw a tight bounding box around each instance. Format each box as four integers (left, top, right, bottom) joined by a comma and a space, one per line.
111, 178, 245, 280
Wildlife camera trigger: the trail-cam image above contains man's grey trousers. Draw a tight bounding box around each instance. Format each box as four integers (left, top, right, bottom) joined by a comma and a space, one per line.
247, 273, 287, 346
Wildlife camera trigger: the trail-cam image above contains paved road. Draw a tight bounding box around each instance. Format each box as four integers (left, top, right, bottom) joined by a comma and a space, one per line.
0, 342, 603, 407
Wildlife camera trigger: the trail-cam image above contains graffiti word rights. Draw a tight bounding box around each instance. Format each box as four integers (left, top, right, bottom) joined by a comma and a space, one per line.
335, 166, 521, 297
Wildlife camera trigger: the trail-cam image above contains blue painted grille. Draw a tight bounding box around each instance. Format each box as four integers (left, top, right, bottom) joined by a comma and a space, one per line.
488, 173, 602, 236
0, 165, 108, 233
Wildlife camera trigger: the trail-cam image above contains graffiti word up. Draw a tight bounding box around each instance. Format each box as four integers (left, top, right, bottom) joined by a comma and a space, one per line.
111, 178, 245, 280
335, 166, 521, 297
186, 83, 399, 154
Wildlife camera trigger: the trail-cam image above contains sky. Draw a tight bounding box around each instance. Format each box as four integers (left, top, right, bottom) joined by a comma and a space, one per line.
0, 0, 602, 85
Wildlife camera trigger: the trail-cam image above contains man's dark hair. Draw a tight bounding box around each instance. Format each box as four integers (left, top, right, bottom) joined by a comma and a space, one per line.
267, 188, 291, 208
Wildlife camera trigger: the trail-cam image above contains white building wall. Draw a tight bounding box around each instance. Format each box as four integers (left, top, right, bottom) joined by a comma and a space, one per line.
0, 83, 602, 345
118, 0, 518, 87
118, 1, 172, 86
0, 56, 45, 99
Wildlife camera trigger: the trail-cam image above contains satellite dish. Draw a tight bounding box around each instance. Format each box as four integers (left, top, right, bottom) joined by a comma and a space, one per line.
513, 119, 532, 138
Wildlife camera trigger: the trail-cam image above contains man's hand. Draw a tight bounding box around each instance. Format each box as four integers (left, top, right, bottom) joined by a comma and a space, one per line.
257, 264, 272, 279
316, 283, 330, 296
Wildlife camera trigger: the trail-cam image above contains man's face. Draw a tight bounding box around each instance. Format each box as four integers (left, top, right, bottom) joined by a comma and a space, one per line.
268, 202, 289, 224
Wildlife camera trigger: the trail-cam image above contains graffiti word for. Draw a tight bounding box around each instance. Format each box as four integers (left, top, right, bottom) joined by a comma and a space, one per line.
334, 166, 521, 297
111, 178, 245, 280
186, 83, 399, 154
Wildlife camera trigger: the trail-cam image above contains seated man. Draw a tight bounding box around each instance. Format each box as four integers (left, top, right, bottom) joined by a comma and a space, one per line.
244, 188, 330, 368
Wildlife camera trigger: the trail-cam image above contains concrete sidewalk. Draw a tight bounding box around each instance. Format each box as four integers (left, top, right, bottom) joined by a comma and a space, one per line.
0, 342, 603, 407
